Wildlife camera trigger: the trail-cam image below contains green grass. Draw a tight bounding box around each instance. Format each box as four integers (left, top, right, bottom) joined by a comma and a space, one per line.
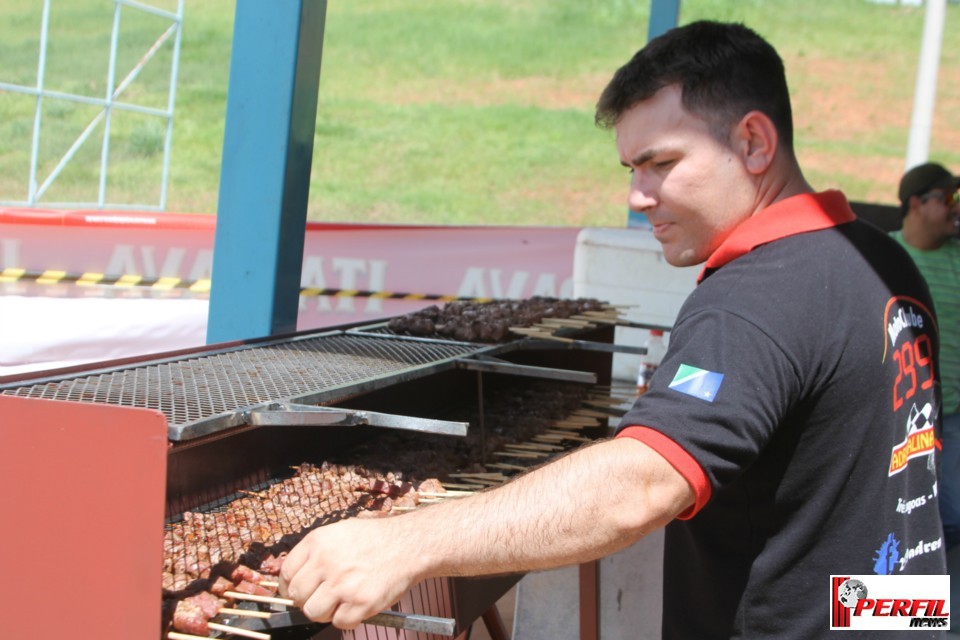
0, 0, 958, 224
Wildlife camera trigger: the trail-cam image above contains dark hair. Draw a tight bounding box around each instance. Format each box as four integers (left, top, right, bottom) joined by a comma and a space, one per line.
595, 21, 794, 151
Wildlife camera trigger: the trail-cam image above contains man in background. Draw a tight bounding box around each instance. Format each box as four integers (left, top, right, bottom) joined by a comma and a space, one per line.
894, 162, 960, 549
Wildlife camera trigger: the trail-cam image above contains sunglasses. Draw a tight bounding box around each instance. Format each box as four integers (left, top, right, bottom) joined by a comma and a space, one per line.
921, 190, 960, 207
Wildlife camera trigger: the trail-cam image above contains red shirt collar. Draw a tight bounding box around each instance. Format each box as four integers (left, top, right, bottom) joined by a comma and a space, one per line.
698, 190, 855, 283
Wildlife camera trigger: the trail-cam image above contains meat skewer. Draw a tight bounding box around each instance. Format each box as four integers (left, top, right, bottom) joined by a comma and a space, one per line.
163, 379, 600, 636
169, 565, 286, 635
387, 296, 612, 342
163, 483, 527, 632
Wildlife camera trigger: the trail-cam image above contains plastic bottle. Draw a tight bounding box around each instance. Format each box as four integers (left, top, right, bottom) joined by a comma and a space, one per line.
636, 330, 666, 395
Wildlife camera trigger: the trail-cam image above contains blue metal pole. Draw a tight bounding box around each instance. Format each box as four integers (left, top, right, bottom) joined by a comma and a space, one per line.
647, 0, 680, 40
628, 0, 681, 229
207, 0, 326, 344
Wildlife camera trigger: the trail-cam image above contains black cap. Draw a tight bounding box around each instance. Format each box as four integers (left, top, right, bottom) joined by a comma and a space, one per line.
898, 162, 960, 206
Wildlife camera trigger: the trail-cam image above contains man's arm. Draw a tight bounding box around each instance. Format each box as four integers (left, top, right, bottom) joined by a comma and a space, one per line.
279, 436, 694, 629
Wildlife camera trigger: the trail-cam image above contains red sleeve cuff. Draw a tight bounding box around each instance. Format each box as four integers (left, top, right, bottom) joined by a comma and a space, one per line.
616, 425, 712, 520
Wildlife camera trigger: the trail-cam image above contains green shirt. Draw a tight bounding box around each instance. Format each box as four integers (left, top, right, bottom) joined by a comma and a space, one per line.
892, 231, 960, 412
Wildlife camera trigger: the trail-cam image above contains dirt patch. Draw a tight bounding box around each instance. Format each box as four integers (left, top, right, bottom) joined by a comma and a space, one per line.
789, 54, 960, 203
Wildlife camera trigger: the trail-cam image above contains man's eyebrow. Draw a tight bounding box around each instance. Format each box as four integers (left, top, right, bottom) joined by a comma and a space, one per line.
622, 148, 660, 168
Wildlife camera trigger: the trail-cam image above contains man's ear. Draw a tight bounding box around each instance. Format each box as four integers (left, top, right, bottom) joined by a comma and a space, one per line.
733, 110, 778, 175
907, 194, 923, 216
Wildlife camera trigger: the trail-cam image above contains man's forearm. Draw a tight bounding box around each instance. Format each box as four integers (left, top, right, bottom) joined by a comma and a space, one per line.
400, 436, 693, 580
279, 435, 692, 628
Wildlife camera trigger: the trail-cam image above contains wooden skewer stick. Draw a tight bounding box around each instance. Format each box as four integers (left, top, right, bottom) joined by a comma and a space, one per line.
208, 621, 272, 639
442, 482, 486, 490
584, 397, 627, 407
224, 591, 295, 607
571, 314, 620, 325
593, 392, 634, 401
259, 580, 279, 588
454, 477, 506, 485
220, 608, 273, 619
169, 633, 211, 640
505, 442, 564, 452
486, 462, 529, 471
509, 326, 556, 337
493, 450, 547, 459
582, 406, 626, 418
549, 435, 592, 443
555, 417, 598, 426
550, 429, 590, 441
392, 505, 418, 511
449, 472, 507, 479
509, 326, 551, 335
570, 418, 608, 426
524, 331, 576, 343
532, 435, 566, 443
564, 412, 602, 421
539, 317, 595, 328
545, 430, 592, 442
419, 490, 475, 497
534, 434, 574, 443
591, 386, 636, 395
573, 409, 611, 418
509, 327, 577, 343
551, 422, 588, 430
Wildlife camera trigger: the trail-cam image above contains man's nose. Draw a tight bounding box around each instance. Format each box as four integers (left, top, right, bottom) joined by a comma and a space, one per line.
627, 175, 657, 212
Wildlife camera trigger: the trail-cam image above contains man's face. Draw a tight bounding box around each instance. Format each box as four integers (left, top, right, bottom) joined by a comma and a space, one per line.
615, 85, 759, 267
917, 188, 960, 241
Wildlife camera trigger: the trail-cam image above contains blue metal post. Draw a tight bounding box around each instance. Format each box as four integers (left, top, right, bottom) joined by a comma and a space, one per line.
628, 0, 681, 229
647, 0, 681, 40
207, 0, 326, 344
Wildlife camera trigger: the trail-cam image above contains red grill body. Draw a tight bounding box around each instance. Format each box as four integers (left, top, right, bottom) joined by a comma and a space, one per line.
0, 319, 615, 640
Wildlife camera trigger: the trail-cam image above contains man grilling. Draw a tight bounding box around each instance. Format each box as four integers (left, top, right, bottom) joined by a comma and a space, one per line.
280, 21, 947, 639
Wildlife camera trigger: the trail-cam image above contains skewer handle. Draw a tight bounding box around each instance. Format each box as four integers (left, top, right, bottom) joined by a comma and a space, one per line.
224, 591, 295, 606
221, 607, 273, 619
208, 621, 272, 639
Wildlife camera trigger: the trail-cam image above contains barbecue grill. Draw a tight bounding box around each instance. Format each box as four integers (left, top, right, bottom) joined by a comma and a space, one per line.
1, 314, 623, 640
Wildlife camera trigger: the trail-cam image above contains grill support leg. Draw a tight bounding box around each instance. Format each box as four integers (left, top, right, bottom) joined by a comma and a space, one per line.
579, 560, 599, 640
481, 603, 511, 640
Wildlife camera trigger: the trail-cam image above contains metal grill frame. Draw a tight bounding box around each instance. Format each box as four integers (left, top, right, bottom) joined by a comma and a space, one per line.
0, 329, 502, 441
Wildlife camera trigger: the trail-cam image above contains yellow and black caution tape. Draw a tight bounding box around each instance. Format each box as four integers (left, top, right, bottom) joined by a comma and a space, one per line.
0, 267, 212, 293
0, 267, 492, 302
298, 287, 491, 303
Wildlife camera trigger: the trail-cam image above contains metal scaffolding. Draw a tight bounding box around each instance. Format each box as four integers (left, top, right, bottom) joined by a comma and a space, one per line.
0, 0, 184, 211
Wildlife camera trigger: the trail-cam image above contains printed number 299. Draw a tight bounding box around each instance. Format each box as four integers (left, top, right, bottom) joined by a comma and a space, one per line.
893, 334, 935, 411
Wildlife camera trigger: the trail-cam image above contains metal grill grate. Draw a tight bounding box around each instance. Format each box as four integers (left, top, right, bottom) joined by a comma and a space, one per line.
1, 333, 484, 439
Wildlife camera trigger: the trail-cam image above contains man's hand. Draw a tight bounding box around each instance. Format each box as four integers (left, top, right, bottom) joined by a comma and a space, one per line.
279, 516, 421, 629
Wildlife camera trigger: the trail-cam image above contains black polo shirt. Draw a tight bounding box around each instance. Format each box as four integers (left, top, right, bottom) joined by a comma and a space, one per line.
617, 191, 946, 639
